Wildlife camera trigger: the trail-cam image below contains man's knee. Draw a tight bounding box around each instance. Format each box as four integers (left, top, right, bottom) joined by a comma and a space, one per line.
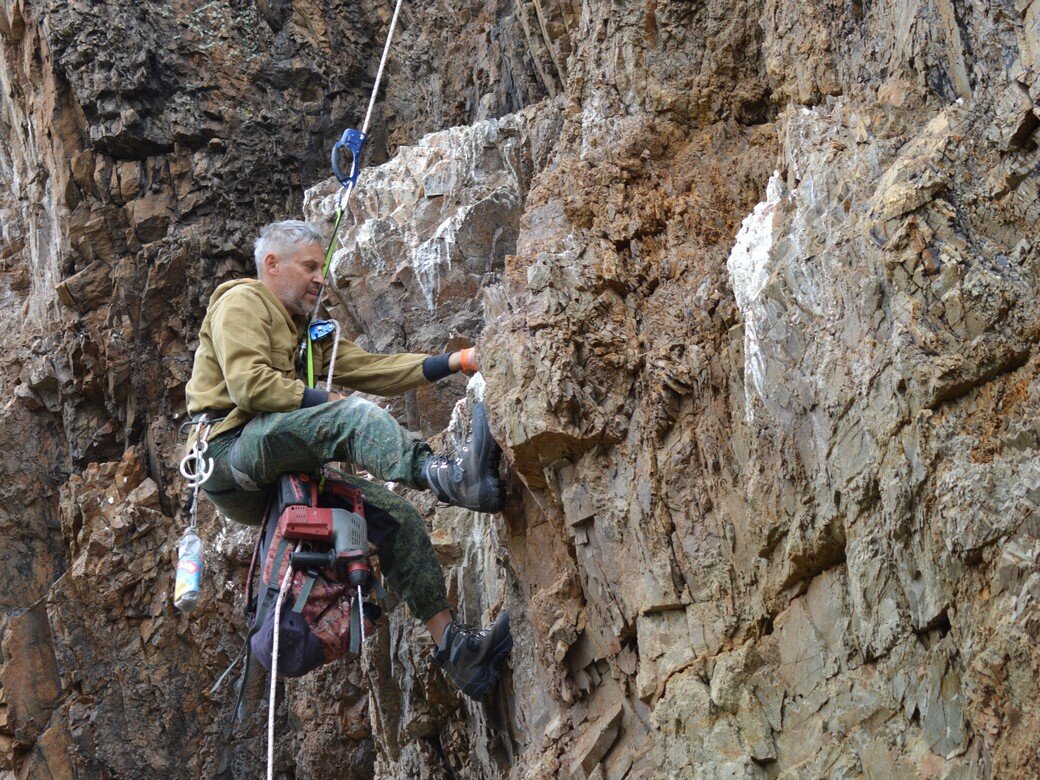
309, 395, 376, 419
337, 395, 391, 426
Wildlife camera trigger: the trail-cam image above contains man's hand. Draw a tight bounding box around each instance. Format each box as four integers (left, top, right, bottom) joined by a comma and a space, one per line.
327, 391, 346, 403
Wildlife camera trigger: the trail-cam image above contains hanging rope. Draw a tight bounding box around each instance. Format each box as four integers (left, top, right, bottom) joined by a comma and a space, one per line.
325, 321, 341, 390
313, 0, 406, 313
305, 0, 403, 389
266, 556, 296, 780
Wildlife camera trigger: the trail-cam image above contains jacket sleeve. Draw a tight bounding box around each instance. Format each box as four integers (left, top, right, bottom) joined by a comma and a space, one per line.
211, 291, 307, 412
323, 337, 430, 396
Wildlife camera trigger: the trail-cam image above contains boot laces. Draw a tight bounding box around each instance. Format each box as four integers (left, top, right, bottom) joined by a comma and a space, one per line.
430, 454, 464, 483
451, 620, 492, 647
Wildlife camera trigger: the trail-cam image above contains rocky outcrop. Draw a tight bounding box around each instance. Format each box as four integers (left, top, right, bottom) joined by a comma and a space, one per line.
306, 101, 563, 434
471, 0, 1040, 774
3, 0, 1040, 777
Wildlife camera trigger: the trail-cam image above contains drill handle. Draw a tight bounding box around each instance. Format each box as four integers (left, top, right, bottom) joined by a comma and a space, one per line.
290, 550, 336, 570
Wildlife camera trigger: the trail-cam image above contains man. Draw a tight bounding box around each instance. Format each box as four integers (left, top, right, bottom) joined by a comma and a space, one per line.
185, 220, 511, 699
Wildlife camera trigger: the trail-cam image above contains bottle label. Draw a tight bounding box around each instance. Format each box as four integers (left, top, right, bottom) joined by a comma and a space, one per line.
174, 556, 202, 601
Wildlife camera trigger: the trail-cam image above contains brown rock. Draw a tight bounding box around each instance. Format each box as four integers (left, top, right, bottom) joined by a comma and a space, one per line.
54, 259, 114, 312
5, 0, 1040, 775
568, 701, 623, 777
1, 607, 62, 748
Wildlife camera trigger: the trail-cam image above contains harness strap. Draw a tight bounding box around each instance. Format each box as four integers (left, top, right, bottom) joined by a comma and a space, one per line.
292, 574, 318, 613
226, 534, 291, 721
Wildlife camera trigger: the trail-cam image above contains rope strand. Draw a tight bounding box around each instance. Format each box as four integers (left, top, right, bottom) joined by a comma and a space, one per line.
314, 0, 406, 314
326, 321, 341, 390
267, 556, 296, 780
361, 0, 405, 136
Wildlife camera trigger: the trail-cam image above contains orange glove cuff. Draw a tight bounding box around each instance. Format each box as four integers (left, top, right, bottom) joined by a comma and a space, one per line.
459, 347, 478, 373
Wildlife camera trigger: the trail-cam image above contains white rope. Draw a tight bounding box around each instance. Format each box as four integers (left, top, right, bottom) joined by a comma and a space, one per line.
357, 586, 366, 646
361, 0, 405, 137
323, 0, 406, 290
326, 321, 341, 390
267, 557, 296, 780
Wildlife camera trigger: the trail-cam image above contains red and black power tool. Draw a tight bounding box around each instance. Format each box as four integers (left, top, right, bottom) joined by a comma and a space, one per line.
245, 473, 385, 655
278, 475, 374, 595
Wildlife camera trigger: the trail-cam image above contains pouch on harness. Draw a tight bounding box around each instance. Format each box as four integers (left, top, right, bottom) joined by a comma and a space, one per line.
243, 472, 397, 680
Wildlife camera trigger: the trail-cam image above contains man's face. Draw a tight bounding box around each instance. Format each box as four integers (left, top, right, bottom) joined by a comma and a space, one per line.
264, 243, 325, 317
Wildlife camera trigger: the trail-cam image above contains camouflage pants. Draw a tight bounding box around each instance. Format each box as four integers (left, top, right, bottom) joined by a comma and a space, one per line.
202, 397, 448, 623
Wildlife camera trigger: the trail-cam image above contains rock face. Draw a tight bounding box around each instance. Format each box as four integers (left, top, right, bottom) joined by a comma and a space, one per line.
3, 0, 1040, 777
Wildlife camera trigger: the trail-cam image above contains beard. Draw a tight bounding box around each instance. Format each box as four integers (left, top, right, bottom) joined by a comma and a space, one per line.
275, 278, 321, 317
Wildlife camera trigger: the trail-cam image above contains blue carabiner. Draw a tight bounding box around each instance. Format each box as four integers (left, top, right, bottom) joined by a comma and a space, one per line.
308, 319, 337, 341
331, 128, 368, 187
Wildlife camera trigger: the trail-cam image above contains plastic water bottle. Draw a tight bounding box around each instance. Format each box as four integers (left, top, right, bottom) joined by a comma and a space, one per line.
174, 528, 204, 612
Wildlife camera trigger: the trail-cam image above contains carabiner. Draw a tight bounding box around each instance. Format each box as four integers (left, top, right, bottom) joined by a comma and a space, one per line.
331, 128, 368, 188
179, 424, 215, 487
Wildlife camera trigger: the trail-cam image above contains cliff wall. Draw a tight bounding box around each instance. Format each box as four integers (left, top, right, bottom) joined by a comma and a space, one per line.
1, 0, 1039, 777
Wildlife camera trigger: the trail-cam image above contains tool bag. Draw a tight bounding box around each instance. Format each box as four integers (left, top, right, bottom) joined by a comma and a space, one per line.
246, 472, 398, 678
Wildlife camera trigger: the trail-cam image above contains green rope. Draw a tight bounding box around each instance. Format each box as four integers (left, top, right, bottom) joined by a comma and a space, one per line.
322, 207, 345, 277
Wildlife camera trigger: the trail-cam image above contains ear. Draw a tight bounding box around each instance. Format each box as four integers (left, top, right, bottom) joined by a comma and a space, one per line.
262, 252, 280, 277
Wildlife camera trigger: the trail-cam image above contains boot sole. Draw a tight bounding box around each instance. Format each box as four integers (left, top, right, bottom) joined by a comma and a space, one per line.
471, 403, 506, 513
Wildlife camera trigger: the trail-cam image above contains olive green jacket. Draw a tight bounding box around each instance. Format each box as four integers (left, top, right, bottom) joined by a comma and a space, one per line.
185, 279, 429, 438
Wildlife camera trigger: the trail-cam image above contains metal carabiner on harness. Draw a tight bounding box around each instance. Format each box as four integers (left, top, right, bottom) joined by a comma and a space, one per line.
330, 128, 368, 189
180, 421, 215, 489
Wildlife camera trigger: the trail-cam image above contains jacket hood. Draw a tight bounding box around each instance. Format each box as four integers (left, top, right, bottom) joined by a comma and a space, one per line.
207, 277, 304, 337
207, 277, 266, 307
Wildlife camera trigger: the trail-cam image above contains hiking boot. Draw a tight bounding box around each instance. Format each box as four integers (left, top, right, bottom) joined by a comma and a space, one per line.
423, 401, 505, 513
433, 612, 513, 700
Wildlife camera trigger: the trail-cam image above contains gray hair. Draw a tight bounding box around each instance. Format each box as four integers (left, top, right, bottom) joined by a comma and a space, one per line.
253, 220, 325, 274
